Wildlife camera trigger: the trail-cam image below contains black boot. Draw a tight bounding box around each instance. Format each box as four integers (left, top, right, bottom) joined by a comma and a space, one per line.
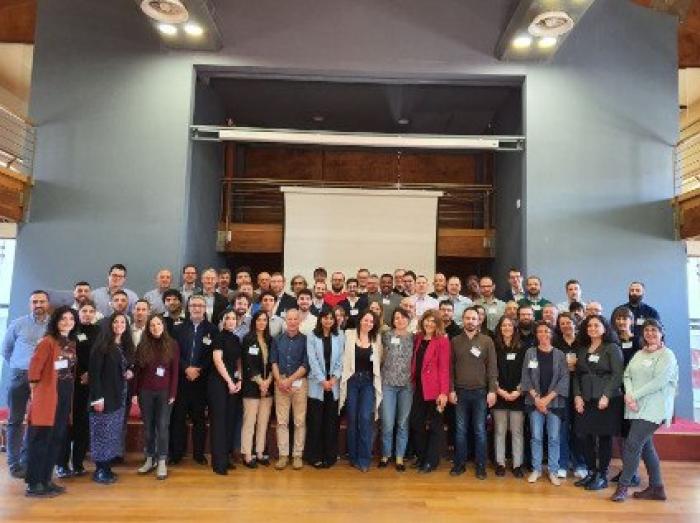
585, 471, 609, 491
574, 472, 596, 488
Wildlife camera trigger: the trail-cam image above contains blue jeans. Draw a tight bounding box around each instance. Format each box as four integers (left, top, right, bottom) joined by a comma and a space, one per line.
559, 404, 585, 471
529, 409, 561, 473
380, 384, 413, 458
454, 388, 487, 467
346, 372, 375, 468
7, 368, 30, 470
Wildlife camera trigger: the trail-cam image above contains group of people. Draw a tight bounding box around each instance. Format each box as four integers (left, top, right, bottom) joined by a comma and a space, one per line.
2, 264, 679, 504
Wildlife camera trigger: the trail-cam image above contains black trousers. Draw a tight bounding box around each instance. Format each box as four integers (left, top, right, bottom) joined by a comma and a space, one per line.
59, 383, 90, 470
26, 380, 73, 486
583, 434, 613, 474
170, 378, 207, 461
409, 394, 443, 469
207, 378, 240, 472
305, 392, 340, 466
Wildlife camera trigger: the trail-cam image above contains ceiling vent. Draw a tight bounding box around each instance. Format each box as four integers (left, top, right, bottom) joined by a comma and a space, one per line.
140, 0, 189, 23
528, 11, 574, 38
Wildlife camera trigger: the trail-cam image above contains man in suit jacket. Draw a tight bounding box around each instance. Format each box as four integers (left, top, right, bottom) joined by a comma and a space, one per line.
270, 272, 297, 317
187, 268, 228, 326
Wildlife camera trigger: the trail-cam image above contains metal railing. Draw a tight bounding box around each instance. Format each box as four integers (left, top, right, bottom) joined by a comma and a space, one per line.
220, 177, 494, 232
676, 117, 700, 196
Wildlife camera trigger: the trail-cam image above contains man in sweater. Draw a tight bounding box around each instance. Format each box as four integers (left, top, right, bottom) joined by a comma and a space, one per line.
143, 268, 172, 315
517, 275, 551, 321
449, 307, 498, 480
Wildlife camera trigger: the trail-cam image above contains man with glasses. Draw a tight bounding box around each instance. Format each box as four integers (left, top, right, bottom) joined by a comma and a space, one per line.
92, 264, 138, 317
180, 264, 201, 303
474, 276, 505, 332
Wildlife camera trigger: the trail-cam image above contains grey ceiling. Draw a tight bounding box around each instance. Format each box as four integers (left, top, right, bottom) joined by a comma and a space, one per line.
206, 77, 522, 135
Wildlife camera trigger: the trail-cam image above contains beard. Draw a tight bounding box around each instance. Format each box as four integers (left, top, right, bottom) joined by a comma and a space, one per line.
628, 294, 642, 305
331, 284, 343, 293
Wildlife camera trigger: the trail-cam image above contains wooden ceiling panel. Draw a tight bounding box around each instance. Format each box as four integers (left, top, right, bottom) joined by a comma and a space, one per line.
0, 0, 36, 44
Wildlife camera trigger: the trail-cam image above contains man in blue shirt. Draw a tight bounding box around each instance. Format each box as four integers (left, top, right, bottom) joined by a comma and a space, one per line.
271, 309, 308, 470
92, 263, 138, 317
2, 290, 50, 478
617, 281, 661, 338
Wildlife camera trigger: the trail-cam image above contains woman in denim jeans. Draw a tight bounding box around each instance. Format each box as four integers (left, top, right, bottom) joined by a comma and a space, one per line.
611, 319, 678, 503
339, 310, 383, 472
379, 308, 414, 471
521, 321, 569, 486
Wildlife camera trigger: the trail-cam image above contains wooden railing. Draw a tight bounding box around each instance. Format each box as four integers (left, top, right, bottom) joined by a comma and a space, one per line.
0, 104, 34, 221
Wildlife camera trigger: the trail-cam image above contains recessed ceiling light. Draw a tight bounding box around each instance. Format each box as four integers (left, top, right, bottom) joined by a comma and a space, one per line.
511, 35, 532, 49
184, 22, 204, 37
398, 118, 410, 125
538, 36, 558, 49
312, 115, 325, 123
157, 23, 178, 36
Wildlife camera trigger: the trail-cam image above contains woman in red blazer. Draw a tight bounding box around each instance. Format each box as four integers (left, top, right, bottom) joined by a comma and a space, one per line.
409, 308, 450, 473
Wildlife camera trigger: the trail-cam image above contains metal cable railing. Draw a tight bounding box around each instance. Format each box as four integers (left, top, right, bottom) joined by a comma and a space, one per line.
0, 105, 35, 177
677, 117, 700, 196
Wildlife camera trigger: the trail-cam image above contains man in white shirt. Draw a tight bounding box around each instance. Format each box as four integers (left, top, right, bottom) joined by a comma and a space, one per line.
410, 275, 439, 318
131, 299, 150, 346
310, 281, 327, 316
143, 268, 172, 315
293, 289, 317, 336
557, 279, 586, 313
92, 264, 139, 317
430, 273, 449, 301
259, 291, 285, 337
447, 276, 472, 326
356, 268, 370, 294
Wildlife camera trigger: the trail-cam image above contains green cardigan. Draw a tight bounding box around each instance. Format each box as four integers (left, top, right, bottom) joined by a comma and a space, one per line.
623, 347, 678, 427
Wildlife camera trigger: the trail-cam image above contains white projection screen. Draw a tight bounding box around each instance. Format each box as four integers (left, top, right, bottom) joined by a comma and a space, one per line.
282, 187, 443, 282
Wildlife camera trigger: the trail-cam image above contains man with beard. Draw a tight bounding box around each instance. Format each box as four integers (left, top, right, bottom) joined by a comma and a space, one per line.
464, 275, 481, 302
3, 290, 50, 479
310, 281, 327, 316
180, 264, 201, 304
338, 279, 369, 330
393, 268, 406, 296
372, 274, 402, 326
143, 268, 172, 315
231, 292, 252, 340
365, 274, 381, 304
430, 273, 448, 301
474, 276, 505, 332
323, 271, 347, 308
542, 303, 559, 329
356, 268, 370, 294
449, 307, 498, 480
259, 290, 285, 337
72, 281, 103, 322
270, 272, 297, 317
517, 275, 551, 321
294, 289, 317, 336
439, 300, 462, 339
255, 271, 272, 300
216, 268, 236, 302
163, 289, 185, 335
517, 304, 536, 349
197, 268, 228, 326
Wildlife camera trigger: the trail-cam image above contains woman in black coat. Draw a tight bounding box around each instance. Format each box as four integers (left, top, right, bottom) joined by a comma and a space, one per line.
89, 312, 135, 484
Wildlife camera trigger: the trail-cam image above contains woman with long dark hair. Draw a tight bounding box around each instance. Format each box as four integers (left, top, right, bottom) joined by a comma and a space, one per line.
305, 308, 344, 468
134, 314, 178, 480
208, 310, 242, 475
240, 310, 274, 468
24, 306, 78, 497
612, 319, 678, 502
409, 309, 450, 474
56, 301, 99, 478
339, 309, 383, 472
492, 316, 525, 477
573, 315, 624, 491
89, 312, 135, 484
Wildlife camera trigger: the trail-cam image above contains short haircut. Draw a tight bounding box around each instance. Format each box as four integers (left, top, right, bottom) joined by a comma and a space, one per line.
526, 275, 541, 284
202, 267, 218, 277
31, 289, 49, 300
162, 288, 183, 302
259, 290, 277, 301
629, 281, 645, 288
297, 288, 313, 299
232, 291, 251, 305
78, 299, 96, 310
568, 301, 584, 312
111, 290, 128, 299
235, 266, 252, 276
313, 267, 327, 278
108, 263, 127, 275
439, 299, 454, 309
380, 273, 393, 280
219, 268, 232, 277
135, 299, 150, 308
565, 279, 580, 288
611, 306, 634, 322
74, 281, 91, 288
403, 270, 417, 280
357, 268, 369, 275
347, 278, 359, 286
182, 264, 197, 273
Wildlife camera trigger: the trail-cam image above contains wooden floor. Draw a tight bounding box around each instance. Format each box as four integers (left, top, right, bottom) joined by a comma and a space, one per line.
1, 457, 700, 522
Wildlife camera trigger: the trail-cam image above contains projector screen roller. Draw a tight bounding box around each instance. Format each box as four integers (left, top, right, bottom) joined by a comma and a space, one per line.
281, 187, 442, 283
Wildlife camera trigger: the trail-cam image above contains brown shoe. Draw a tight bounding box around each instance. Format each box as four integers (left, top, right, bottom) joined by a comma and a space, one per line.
292, 457, 303, 470
611, 485, 628, 502
275, 456, 289, 470
633, 485, 667, 501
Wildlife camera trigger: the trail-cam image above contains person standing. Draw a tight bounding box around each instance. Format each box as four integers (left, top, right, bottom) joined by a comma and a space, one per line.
573, 315, 624, 491
134, 315, 179, 480
521, 321, 569, 486
379, 308, 414, 471
89, 312, 135, 484
611, 319, 678, 503
305, 309, 344, 468
517, 276, 551, 321
449, 307, 498, 479
409, 275, 439, 318
92, 264, 139, 317
207, 311, 242, 475
180, 264, 201, 304
339, 310, 383, 472
3, 290, 50, 479
338, 279, 369, 330
271, 309, 309, 470
24, 306, 77, 497
617, 282, 660, 339
410, 310, 450, 474
143, 269, 173, 315
474, 276, 506, 332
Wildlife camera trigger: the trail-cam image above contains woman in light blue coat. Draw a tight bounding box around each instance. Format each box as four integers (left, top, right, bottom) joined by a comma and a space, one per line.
305, 308, 345, 468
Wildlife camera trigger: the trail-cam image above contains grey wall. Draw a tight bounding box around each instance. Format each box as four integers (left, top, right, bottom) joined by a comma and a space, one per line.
10, 0, 691, 415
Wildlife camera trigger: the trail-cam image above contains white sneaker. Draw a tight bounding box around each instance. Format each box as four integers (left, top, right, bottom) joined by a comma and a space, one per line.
137, 457, 155, 474
549, 472, 562, 486
156, 459, 167, 480
574, 468, 588, 479
528, 471, 541, 483
557, 468, 567, 479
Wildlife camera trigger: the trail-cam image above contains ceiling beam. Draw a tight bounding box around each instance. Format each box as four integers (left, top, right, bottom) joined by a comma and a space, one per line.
0, 0, 36, 44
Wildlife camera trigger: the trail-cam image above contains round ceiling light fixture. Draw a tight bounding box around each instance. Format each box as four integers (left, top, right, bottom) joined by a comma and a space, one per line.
528, 11, 574, 38
140, 0, 189, 23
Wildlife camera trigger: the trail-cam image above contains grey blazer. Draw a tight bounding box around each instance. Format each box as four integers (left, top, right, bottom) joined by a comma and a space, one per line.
520, 346, 570, 410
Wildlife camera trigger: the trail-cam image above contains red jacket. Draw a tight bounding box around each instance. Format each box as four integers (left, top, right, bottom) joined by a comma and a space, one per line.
28, 336, 75, 426
411, 334, 450, 401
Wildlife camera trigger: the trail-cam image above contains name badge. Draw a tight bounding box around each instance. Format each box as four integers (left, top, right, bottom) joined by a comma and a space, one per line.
54, 359, 68, 370
532, 304, 541, 311
621, 341, 633, 349
174, 320, 183, 325
382, 298, 391, 305
488, 306, 497, 315
391, 336, 400, 345
76, 333, 87, 342
470, 347, 481, 357
506, 353, 516, 361
642, 359, 653, 367
203, 336, 212, 346
369, 353, 375, 362
350, 309, 359, 316
292, 379, 303, 388
588, 354, 600, 363
528, 360, 538, 369
249, 346, 259, 356
234, 371, 241, 379
156, 367, 165, 377
636, 317, 645, 326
